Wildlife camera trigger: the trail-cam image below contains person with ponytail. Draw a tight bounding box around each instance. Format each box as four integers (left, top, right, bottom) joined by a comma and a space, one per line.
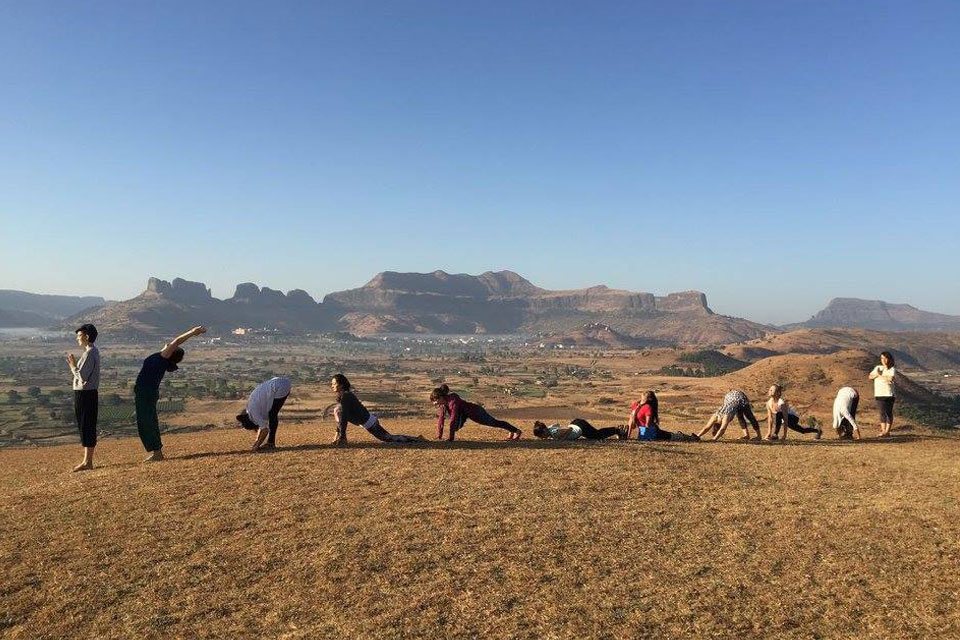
629, 390, 700, 442
430, 384, 522, 441
330, 374, 423, 444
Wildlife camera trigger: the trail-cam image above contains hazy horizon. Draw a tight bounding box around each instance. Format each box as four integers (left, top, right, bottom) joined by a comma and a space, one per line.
2, 2, 958, 324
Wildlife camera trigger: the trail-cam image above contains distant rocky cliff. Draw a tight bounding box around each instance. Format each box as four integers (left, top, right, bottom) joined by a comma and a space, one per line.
63, 271, 772, 345
799, 298, 960, 332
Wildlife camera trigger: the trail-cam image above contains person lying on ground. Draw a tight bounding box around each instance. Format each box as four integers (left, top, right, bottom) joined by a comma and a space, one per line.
532, 419, 624, 441
765, 384, 822, 441
832, 386, 861, 440
134, 325, 206, 462
236, 376, 291, 451
331, 374, 423, 445
629, 390, 700, 441
430, 384, 522, 441
696, 390, 761, 441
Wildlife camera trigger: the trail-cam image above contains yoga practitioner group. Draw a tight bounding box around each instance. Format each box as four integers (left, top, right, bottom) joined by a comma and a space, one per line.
64, 323, 900, 471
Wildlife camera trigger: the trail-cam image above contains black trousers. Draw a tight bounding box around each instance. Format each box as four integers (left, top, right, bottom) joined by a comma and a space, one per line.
451, 407, 520, 435
774, 413, 818, 435
838, 395, 860, 437
74, 390, 98, 448
876, 397, 895, 423
571, 418, 620, 440
267, 395, 288, 445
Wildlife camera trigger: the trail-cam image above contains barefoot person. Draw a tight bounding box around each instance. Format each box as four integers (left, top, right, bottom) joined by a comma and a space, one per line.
236, 376, 291, 451
869, 352, 896, 437
532, 419, 624, 441
629, 391, 700, 442
697, 390, 761, 441
765, 384, 822, 441
431, 384, 522, 441
331, 374, 422, 444
832, 386, 862, 440
66, 324, 101, 471
134, 325, 206, 461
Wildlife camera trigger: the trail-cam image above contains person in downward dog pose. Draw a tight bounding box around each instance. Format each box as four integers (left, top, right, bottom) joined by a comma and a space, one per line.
236, 376, 292, 451
869, 351, 896, 437
696, 390, 762, 441
832, 386, 862, 440
765, 384, 822, 441
134, 325, 207, 462
532, 419, 624, 441
331, 374, 422, 444
430, 384, 522, 441
629, 391, 700, 442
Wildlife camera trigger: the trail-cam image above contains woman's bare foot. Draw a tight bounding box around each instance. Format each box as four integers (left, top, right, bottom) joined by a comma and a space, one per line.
72, 461, 93, 472
508, 430, 522, 441
144, 450, 164, 463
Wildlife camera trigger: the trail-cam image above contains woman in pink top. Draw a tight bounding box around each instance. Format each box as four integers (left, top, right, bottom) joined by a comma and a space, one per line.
430, 384, 522, 441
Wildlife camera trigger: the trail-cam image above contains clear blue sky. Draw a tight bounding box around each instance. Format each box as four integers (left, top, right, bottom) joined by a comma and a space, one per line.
1, 1, 958, 324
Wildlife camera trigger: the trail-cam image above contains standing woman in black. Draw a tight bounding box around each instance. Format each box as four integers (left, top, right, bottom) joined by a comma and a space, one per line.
330, 374, 422, 444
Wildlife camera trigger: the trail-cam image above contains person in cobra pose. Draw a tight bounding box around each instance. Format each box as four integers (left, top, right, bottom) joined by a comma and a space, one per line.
532, 419, 624, 441
430, 384, 522, 441
330, 374, 423, 444
696, 389, 762, 441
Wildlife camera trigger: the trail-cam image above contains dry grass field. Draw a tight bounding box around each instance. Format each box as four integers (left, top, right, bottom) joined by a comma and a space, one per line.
2, 417, 959, 639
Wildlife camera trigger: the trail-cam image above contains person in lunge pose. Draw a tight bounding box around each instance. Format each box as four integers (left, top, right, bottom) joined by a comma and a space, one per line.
430, 384, 522, 441
832, 386, 861, 440
628, 391, 700, 442
532, 419, 624, 441
134, 325, 206, 462
696, 390, 762, 441
765, 384, 822, 441
236, 376, 291, 451
66, 323, 101, 471
331, 374, 422, 444
869, 352, 896, 437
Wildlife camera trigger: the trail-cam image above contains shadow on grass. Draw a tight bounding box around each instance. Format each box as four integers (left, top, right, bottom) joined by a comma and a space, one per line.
173, 438, 701, 461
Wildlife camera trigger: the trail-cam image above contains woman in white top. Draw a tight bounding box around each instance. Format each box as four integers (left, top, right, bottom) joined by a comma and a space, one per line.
236, 376, 292, 450
832, 386, 861, 440
868, 352, 896, 437
765, 385, 821, 441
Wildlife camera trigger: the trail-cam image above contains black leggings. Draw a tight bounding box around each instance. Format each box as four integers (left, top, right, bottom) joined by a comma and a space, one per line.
452, 407, 520, 435
74, 390, 98, 448
876, 397, 895, 423
571, 418, 620, 440
267, 395, 288, 445
774, 413, 818, 435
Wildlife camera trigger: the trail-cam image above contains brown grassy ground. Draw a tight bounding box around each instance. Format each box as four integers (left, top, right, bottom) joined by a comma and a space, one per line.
2, 419, 959, 639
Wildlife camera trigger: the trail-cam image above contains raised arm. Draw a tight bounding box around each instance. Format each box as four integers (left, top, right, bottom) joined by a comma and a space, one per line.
627, 408, 638, 438
161, 326, 206, 358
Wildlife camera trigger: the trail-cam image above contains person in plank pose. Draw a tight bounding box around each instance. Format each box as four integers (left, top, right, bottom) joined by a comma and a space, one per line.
628, 390, 700, 442
66, 323, 101, 471
696, 390, 762, 441
134, 325, 206, 462
869, 352, 896, 437
832, 386, 862, 440
430, 384, 522, 441
331, 374, 422, 444
236, 376, 292, 451
765, 384, 822, 441
532, 419, 624, 441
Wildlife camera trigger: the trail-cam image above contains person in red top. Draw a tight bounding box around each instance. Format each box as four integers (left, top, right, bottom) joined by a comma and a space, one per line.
430, 384, 522, 441
628, 391, 699, 442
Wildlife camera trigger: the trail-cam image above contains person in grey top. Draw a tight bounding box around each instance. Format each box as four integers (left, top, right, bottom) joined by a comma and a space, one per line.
67, 323, 101, 471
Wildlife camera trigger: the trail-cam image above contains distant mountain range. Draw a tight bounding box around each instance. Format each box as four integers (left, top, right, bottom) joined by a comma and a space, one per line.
50, 271, 771, 345
794, 298, 960, 332
6, 277, 959, 344
0, 290, 107, 328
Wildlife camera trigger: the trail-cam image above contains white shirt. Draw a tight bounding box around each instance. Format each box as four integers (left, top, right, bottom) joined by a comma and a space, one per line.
246, 377, 292, 431
872, 366, 895, 397
768, 398, 798, 418
832, 387, 860, 432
